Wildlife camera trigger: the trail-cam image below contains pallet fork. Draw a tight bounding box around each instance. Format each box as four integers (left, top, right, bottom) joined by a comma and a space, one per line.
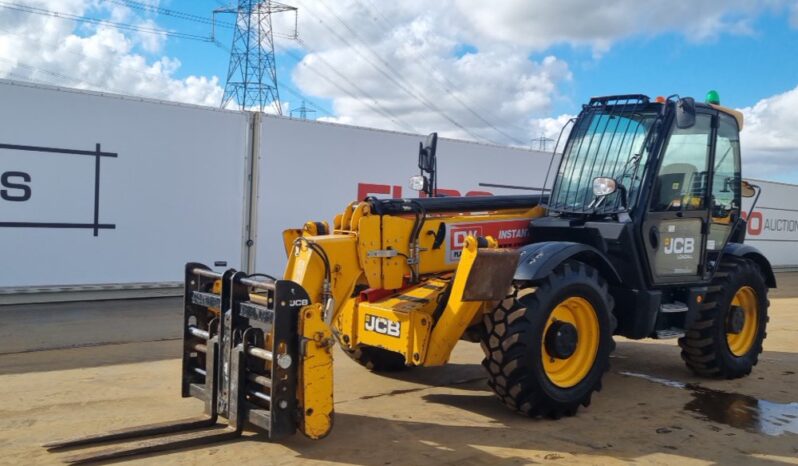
45, 263, 318, 464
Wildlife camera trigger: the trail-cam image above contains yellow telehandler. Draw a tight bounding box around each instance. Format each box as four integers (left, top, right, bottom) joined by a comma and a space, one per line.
47, 93, 775, 464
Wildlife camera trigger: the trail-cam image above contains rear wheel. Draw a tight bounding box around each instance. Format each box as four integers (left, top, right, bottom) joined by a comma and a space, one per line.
342, 345, 407, 372
679, 258, 769, 378
480, 261, 615, 418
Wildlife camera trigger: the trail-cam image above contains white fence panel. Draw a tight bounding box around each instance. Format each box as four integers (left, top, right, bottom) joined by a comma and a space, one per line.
0, 81, 250, 288
743, 179, 798, 268
254, 116, 554, 273
4, 78, 794, 294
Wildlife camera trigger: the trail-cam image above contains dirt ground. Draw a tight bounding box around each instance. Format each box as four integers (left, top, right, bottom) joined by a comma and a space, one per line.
1, 279, 797, 465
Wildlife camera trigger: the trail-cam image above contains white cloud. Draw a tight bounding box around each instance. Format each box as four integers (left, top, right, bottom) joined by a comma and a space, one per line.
286, 0, 573, 145
739, 84, 798, 179
281, 0, 794, 148
528, 114, 576, 151
134, 18, 167, 54
0, 0, 222, 106
453, 0, 790, 52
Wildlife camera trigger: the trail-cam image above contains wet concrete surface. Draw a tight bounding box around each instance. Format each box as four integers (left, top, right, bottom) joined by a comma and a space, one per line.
622, 370, 798, 436
3, 332, 798, 465
685, 386, 798, 437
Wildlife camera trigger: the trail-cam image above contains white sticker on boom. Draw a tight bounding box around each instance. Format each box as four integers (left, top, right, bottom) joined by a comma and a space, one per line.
668, 225, 676, 233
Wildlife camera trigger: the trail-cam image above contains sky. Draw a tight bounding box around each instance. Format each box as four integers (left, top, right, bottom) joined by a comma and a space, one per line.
0, 1, 797, 180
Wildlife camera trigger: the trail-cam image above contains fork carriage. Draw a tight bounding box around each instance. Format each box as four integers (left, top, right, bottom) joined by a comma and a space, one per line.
45, 263, 332, 464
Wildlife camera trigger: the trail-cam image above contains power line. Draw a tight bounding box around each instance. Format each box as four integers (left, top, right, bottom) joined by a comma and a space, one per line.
0, 23, 226, 87
301, 2, 491, 143
352, 0, 532, 145
359, 0, 393, 27
288, 40, 418, 133
105, 0, 235, 28
107, 1, 299, 41
0, 56, 132, 95
0, 1, 214, 42
314, 1, 521, 144
0, 0, 420, 133
211, 13, 412, 130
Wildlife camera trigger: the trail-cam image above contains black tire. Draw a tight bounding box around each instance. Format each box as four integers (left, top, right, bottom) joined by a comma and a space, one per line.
480, 261, 616, 418
342, 345, 408, 372
679, 257, 769, 378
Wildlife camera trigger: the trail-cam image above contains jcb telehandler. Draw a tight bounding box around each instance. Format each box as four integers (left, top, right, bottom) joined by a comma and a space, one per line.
48, 93, 775, 464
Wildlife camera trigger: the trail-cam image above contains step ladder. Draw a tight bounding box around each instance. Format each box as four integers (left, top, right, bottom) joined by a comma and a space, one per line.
654, 301, 688, 339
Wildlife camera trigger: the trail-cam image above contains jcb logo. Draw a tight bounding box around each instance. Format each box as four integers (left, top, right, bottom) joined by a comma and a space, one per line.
664, 237, 695, 255
364, 314, 401, 338
289, 299, 309, 307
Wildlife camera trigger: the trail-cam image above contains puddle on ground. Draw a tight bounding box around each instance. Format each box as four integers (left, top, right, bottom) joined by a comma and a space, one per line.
620, 371, 798, 436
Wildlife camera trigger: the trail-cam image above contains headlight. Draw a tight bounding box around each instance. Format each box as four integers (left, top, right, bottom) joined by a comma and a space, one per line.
592, 177, 617, 196
409, 175, 428, 192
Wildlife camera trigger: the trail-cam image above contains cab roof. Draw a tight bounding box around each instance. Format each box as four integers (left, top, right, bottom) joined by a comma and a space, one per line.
588, 94, 744, 130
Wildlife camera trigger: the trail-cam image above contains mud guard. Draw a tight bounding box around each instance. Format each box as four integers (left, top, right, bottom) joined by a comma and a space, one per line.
424, 236, 520, 366
722, 243, 777, 288
513, 241, 622, 285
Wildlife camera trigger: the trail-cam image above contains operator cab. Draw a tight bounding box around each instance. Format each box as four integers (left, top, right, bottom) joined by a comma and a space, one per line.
533, 92, 751, 290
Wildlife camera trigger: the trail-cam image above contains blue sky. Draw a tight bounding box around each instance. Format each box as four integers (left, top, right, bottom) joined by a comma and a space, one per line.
153, 2, 798, 117
544, 12, 798, 113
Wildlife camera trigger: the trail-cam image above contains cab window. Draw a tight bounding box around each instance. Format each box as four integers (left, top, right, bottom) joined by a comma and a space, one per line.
650, 114, 712, 212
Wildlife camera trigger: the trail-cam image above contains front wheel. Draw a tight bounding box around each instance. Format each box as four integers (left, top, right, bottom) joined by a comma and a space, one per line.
480, 261, 616, 418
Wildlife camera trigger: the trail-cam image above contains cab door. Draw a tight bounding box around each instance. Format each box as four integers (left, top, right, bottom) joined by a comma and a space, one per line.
706, 112, 743, 259
642, 112, 714, 284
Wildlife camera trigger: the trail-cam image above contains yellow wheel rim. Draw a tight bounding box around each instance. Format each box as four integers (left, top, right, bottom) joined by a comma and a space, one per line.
726, 286, 759, 357
542, 297, 600, 388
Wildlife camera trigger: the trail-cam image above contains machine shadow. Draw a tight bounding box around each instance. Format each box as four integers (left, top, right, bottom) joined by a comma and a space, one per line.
369, 361, 490, 391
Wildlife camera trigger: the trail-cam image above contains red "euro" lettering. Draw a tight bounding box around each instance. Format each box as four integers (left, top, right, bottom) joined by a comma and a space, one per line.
357, 182, 492, 200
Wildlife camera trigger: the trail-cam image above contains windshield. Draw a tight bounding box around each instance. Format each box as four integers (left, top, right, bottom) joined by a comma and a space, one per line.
549, 105, 659, 215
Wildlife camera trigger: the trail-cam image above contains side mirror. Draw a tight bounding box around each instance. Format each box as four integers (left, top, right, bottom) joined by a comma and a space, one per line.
418, 132, 438, 172
592, 177, 618, 197
416, 132, 438, 197
741, 180, 757, 198
676, 97, 696, 129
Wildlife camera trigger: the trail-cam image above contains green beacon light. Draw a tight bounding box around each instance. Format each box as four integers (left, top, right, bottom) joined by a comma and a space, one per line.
706, 89, 720, 105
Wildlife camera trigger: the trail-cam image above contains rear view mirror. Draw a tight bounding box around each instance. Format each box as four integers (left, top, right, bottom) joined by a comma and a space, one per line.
741, 180, 757, 198
676, 97, 696, 129
418, 132, 438, 172
416, 132, 438, 197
